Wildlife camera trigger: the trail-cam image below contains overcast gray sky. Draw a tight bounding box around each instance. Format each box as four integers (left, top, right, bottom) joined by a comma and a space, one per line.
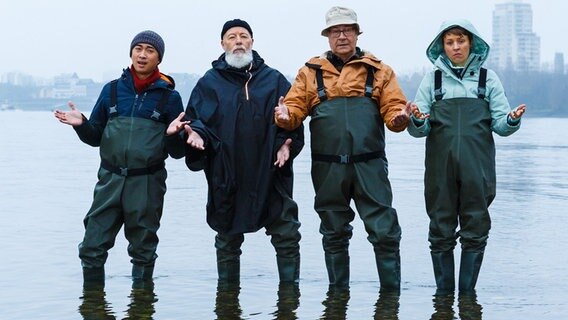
0, 0, 564, 81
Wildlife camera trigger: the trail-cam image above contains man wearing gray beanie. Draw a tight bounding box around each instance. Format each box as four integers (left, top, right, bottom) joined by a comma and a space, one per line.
130, 30, 165, 62
55, 29, 187, 289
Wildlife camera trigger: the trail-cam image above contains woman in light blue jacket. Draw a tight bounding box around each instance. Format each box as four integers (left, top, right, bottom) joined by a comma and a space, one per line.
407, 19, 526, 295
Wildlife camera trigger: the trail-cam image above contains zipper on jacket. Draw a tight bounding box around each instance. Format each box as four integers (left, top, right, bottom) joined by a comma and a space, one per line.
244, 63, 253, 101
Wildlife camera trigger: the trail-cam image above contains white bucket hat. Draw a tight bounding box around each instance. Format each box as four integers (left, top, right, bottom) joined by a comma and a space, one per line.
321, 6, 362, 36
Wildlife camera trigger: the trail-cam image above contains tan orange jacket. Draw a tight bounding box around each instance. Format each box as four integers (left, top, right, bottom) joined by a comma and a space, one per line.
276, 51, 408, 132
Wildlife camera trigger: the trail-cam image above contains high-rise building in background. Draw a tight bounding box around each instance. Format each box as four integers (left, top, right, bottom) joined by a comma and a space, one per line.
489, 1, 540, 72
554, 52, 565, 74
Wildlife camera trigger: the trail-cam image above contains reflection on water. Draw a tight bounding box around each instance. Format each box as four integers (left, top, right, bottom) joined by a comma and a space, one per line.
78, 281, 158, 320
430, 293, 483, 320
271, 283, 301, 320
430, 294, 456, 320
78, 288, 115, 319
457, 293, 482, 320
214, 282, 243, 319
374, 291, 400, 319
321, 286, 350, 319
124, 281, 157, 319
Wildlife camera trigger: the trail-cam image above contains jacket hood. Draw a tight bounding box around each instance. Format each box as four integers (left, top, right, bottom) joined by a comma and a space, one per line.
426, 19, 490, 65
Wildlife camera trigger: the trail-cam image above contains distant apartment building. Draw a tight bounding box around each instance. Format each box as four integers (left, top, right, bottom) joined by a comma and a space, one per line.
1, 72, 34, 86
554, 52, 565, 74
489, 1, 540, 72
40, 72, 92, 99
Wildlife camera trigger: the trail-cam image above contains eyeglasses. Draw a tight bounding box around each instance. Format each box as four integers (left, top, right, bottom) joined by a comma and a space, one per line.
328, 27, 357, 38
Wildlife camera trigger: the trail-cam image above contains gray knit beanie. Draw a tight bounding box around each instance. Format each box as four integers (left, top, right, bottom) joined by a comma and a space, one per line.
130, 30, 165, 61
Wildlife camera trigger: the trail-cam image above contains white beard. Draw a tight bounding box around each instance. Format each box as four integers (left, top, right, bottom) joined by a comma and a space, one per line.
225, 49, 253, 69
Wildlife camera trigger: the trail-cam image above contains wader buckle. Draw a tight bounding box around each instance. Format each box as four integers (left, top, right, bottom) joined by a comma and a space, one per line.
339, 154, 350, 164
120, 167, 129, 176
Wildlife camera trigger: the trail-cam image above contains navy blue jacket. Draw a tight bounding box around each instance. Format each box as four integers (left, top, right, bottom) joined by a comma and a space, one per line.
74, 67, 186, 159
186, 51, 304, 234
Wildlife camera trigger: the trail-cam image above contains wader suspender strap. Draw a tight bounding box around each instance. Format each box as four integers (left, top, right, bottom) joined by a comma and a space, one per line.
109, 79, 119, 117
434, 68, 488, 101
365, 66, 375, 98
309, 63, 375, 102
478, 68, 487, 99
151, 89, 173, 121
307, 63, 328, 103
434, 69, 443, 101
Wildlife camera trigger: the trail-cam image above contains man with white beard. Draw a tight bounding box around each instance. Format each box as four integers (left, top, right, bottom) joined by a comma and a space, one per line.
178, 19, 305, 285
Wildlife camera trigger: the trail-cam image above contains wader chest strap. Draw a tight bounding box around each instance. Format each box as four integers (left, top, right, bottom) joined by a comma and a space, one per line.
312, 150, 385, 164
101, 160, 165, 177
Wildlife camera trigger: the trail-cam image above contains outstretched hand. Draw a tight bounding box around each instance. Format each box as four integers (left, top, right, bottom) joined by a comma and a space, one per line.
389, 101, 412, 127
54, 101, 84, 126
274, 96, 290, 122
509, 104, 526, 120
410, 102, 430, 120
184, 125, 205, 150
167, 112, 190, 136
274, 138, 292, 168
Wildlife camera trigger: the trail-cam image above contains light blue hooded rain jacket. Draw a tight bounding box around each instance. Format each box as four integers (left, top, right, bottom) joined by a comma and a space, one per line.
408, 19, 521, 137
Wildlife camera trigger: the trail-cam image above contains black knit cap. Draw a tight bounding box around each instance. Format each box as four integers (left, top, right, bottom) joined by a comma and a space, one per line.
130, 30, 165, 61
221, 19, 253, 39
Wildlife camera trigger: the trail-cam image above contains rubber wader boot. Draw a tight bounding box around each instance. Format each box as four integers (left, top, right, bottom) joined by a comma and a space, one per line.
325, 253, 350, 288
431, 251, 455, 295
458, 251, 484, 293
277, 256, 300, 283
217, 258, 240, 284
376, 252, 401, 292
82, 266, 105, 289
132, 264, 154, 289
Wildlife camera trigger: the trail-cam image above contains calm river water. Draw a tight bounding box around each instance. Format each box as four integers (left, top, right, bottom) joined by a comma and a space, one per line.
0, 111, 566, 319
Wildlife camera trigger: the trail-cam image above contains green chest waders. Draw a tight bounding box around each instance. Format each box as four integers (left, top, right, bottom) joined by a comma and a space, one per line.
79, 85, 170, 285
426, 69, 495, 294
309, 96, 401, 290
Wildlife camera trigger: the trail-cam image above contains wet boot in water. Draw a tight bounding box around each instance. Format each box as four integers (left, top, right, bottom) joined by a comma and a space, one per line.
431, 251, 455, 295
325, 253, 350, 288
82, 266, 105, 289
217, 256, 240, 284
376, 251, 401, 292
458, 251, 484, 293
277, 256, 300, 283
132, 264, 154, 289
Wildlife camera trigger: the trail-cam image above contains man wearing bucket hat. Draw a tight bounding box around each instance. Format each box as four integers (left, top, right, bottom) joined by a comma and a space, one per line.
275, 6, 411, 292
55, 30, 187, 289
